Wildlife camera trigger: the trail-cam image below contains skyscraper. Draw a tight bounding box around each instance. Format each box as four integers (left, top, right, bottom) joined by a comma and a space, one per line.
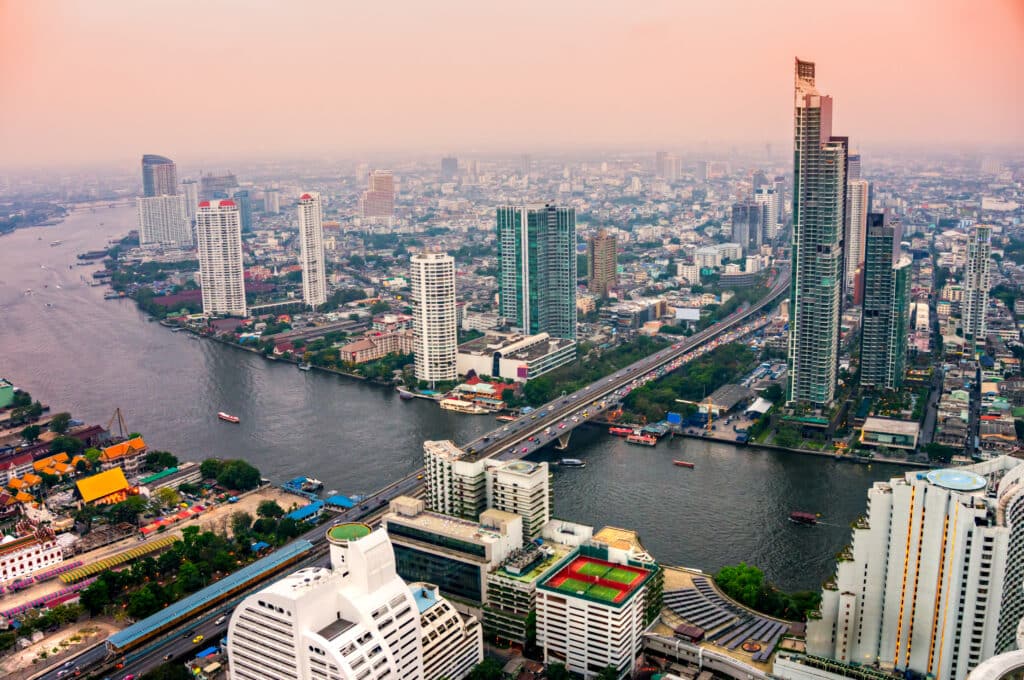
859, 215, 910, 390
731, 201, 763, 253
754, 187, 780, 242
787, 58, 848, 407
847, 152, 862, 181
441, 156, 458, 181
497, 204, 577, 341
195, 199, 246, 317
297, 192, 327, 308
141, 154, 177, 197
802, 458, 1024, 680
410, 252, 457, 384
587, 229, 617, 298
232, 189, 253, 231
227, 524, 483, 680
136, 195, 191, 247
180, 179, 199, 222
360, 170, 395, 220
263, 188, 280, 214
845, 179, 870, 296
963, 224, 992, 347
199, 172, 238, 200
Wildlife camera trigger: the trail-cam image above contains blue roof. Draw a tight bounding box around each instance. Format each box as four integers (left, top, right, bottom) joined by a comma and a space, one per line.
197, 646, 219, 658
285, 500, 324, 521
926, 469, 987, 492
107, 539, 313, 650
410, 586, 438, 614
250, 541, 270, 553
325, 494, 355, 509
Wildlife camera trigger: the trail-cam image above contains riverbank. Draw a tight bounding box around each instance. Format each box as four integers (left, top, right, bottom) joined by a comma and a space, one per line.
674, 431, 932, 468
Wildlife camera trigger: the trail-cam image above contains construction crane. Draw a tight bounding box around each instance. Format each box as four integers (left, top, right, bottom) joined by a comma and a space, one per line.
106, 407, 128, 441
676, 396, 717, 434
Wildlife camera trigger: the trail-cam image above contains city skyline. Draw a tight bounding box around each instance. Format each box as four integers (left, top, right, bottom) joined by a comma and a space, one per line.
2, 1, 1023, 168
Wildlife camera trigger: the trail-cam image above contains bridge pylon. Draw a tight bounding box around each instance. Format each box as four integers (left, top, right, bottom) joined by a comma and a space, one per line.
555, 432, 572, 450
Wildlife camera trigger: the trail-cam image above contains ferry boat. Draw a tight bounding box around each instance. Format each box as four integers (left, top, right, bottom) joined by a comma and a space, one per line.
439, 398, 489, 415
608, 426, 633, 436
558, 458, 586, 468
495, 414, 517, 422
301, 478, 324, 492
217, 412, 240, 423
49, 240, 63, 247
673, 460, 695, 468
297, 362, 312, 371
789, 511, 818, 526
626, 433, 658, 446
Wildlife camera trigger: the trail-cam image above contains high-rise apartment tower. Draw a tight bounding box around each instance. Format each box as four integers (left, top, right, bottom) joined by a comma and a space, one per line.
410, 252, 457, 384
297, 192, 328, 308
196, 199, 246, 317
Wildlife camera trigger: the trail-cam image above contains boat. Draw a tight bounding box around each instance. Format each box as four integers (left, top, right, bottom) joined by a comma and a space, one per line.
297, 362, 312, 371
217, 412, 240, 423
609, 426, 633, 436
559, 458, 586, 468
626, 433, 658, 446
301, 478, 324, 492
49, 240, 63, 247
789, 511, 818, 526
439, 398, 489, 415
673, 460, 695, 468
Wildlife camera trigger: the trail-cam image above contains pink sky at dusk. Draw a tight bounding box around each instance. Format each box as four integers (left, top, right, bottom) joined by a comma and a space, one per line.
1, 0, 1022, 168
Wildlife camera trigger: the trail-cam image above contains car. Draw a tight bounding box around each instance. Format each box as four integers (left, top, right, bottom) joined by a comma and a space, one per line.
416, 473, 423, 479
559, 423, 567, 429
56, 672, 68, 678
123, 675, 135, 680
192, 634, 204, 644
215, 615, 226, 625
521, 447, 528, 453
182, 630, 196, 639
163, 654, 173, 660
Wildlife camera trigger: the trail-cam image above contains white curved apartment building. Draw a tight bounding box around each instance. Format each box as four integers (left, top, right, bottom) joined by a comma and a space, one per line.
196, 199, 246, 317
410, 252, 457, 384
297, 192, 327, 308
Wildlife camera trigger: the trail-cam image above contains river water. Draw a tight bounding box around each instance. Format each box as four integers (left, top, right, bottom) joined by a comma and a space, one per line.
0, 206, 901, 591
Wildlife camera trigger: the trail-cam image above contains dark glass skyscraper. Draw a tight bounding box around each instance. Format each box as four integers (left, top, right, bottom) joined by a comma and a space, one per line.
141, 154, 177, 197
860, 214, 909, 390
787, 59, 848, 407
731, 201, 763, 252
497, 204, 577, 341
233, 189, 253, 231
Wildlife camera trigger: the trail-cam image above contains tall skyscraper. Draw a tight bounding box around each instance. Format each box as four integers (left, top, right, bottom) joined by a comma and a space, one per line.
497, 204, 577, 341
232, 189, 253, 231
847, 152, 862, 180
754, 187, 780, 242
180, 179, 199, 222
731, 201, 763, 253
845, 179, 870, 296
196, 199, 246, 317
199, 172, 238, 200
141, 154, 177, 197
859, 215, 910, 390
787, 58, 848, 407
263, 188, 280, 214
360, 170, 395, 220
136, 195, 191, 247
297, 192, 327, 308
803, 458, 1024, 680
441, 156, 458, 181
587, 229, 617, 298
227, 524, 482, 680
410, 252, 457, 384
963, 224, 992, 347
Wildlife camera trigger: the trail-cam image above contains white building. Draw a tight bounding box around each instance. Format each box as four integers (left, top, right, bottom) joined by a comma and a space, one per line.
0, 527, 62, 583
456, 332, 576, 383
963, 225, 992, 346
676, 263, 700, 284
410, 252, 457, 384
754, 187, 780, 241
227, 523, 482, 680
181, 180, 199, 222
422, 441, 550, 537
196, 199, 247, 317
264, 188, 280, 214
802, 458, 1024, 680
137, 194, 192, 247
536, 545, 657, 679
297, 192, 328, 308
845, 179, 869, 294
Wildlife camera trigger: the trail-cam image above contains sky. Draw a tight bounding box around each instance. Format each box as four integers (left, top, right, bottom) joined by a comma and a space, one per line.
1, 0, 1022, 168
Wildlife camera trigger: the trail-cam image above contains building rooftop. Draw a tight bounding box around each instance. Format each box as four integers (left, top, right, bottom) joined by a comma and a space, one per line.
457, 332, 574, 361
423, 439, 469, 463
708, 384, 756, 412
539, 552, 651, 606
410, 585, 439, 614
926, 468, 987, 492
328, 523, 372, 543
390, 506, 511, 543
861, 417, 920, 436
76, 467, 131, 504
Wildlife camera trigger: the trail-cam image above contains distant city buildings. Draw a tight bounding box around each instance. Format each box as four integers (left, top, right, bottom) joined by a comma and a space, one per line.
410, 252, 457, 384
859, 215, 910, 390
136, 194, 191, 247
963, 224, 992, 348
441, 156, 458, 181
263, 188, 280, 214
199, 172, 238, 201
227, 523, 482, 680
845, 179, 870, 295
232, 189, 253, 231
497, 204, 577, 341
802, 458, 1024, 680
654, 151, 681, 182
195, 199, 246, 317
587, 229, 618, 297
754, 187, 780, 242
360, 170, 395, 220
141, 154, 177, 197
297, 192, 327, 308
180, 179, 198, 222
788, 58, 848, 408
731, 201, 762, 253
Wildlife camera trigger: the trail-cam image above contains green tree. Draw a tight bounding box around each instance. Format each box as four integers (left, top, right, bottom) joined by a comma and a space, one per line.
596, 666, 621, 680
774, 425, 801, 448
79, 578, 111, 615
216, 460, 261, 490
257, 500, 284, 518
20, 424, 41, 442
369, 300, 390, 314
48, 412, 72, 434
127, 585, 161, 619
179, 561, 206, 592
522, 376, 555, 406
543, 663, 571, 680
84, 447, 103, 464
110, 495, 148, 524
231, 511, 254, 537
275, 518, 302, 541
49, 435, 84, 454
467, 658, 505, 680
200, 458, 224, 479
715, 562, 764, 608
155, 487, 181, 508
145, 450, 179, 471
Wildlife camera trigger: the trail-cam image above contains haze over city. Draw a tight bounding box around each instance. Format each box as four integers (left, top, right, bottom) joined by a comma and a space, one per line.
2, 0, 1023, 168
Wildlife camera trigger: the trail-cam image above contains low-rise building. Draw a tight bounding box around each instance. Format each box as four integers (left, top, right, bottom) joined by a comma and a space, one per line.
100, 436, 147, 475
456, 332, 576, 382
859, 417, 920, 451
76, 467, 133, 505
337, 330, 414, 364
0, 525, 62, 582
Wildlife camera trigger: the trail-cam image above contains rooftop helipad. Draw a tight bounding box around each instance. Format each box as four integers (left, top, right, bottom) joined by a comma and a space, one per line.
926, 468, 987, 492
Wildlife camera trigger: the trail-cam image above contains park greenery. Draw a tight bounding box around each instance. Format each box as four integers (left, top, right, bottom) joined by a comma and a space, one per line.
715, 562, 821, 622
200, 458, 262, 491
0, 603, 85, 652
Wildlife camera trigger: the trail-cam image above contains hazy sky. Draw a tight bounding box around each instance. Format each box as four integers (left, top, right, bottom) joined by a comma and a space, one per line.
2, 0, 1022, 168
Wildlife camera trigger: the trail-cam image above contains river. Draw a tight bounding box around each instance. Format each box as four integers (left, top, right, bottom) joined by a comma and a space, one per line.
0, 205, 902, 591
